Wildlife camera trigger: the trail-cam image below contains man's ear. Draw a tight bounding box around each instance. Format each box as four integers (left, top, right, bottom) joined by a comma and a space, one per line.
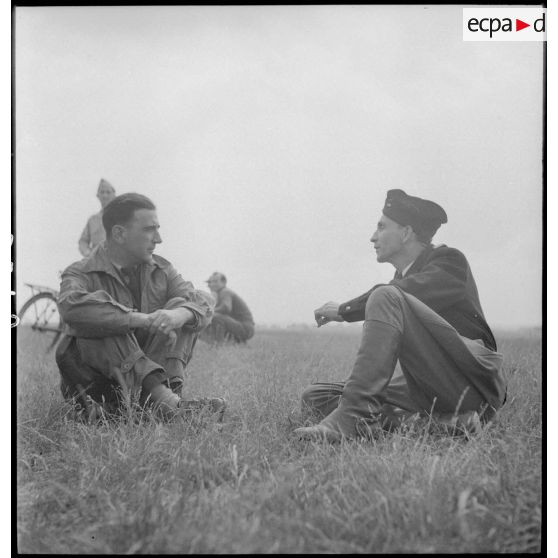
111, 224, 127, 244
401, 225, 414, 243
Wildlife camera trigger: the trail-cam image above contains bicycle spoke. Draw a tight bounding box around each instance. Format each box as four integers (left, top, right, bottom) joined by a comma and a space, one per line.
17, 291, 64, 356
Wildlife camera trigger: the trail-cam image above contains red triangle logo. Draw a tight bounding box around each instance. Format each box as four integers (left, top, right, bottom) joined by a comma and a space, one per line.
516, 19, 530, 31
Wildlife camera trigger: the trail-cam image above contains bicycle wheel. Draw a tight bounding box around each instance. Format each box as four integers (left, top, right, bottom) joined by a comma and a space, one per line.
17, 292, 64, 353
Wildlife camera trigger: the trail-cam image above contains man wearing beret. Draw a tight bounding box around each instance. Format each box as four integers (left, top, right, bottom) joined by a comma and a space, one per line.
295, 189, 506, 442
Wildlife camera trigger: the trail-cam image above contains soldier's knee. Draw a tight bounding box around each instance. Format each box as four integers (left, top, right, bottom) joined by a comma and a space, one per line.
366, 285, 404, 312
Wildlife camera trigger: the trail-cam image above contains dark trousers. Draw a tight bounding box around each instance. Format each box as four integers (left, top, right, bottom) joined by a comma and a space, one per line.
56, 302, 198, 410
301, 364, 420, 427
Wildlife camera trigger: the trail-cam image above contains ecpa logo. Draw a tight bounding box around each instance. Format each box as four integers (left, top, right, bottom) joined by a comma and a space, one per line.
463, 8, 546, 41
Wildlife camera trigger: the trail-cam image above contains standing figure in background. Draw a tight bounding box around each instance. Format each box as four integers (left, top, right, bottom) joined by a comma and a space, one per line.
202, 272, 255, 344
78, 178, 116, 257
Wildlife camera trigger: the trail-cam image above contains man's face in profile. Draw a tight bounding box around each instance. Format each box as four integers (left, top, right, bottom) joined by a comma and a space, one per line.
119, 209, 162, 265
370, 214, 407, 264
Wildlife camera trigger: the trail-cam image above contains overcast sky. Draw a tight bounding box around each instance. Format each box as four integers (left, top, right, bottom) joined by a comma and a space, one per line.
14, 5, 543, 328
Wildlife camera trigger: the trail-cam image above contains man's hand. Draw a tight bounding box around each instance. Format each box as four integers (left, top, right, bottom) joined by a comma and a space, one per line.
314, 301, 343, 327
145, 308, 194, 336
129, 308, 194, 348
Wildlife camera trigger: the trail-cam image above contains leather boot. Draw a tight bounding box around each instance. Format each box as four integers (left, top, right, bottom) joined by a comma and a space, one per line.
295, 320, 401, 442
147, 384, 227, 422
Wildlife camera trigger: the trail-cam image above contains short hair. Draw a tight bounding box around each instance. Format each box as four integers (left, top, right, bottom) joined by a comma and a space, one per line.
102, 193, 156, 238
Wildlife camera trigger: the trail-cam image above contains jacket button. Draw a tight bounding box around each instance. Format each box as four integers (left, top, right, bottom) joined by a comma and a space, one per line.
346, 306, 351, 310
123, 363, 131, 371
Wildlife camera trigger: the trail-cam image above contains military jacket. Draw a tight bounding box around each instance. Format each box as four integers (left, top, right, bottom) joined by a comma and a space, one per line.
58, 243, 214, 338
338, 245, 497, 351
214, 287, 254, 325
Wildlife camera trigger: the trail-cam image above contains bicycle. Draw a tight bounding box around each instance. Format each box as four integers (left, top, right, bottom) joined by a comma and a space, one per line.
17, 283, 65, 353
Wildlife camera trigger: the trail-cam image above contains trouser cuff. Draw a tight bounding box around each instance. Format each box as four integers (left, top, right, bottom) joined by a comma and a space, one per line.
121, 348, 165, 388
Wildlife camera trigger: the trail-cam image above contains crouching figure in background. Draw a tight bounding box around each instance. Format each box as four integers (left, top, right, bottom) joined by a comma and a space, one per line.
56, 193, 226, 423
201, 272, 255, 345
295, 189, 506, 443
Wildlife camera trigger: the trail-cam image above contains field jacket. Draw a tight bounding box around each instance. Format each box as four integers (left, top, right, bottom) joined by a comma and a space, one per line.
338, 244, 497, 351
58, 243, 214, 338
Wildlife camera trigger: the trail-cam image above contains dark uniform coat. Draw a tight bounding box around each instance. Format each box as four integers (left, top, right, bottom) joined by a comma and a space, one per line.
338, 244, 497, 351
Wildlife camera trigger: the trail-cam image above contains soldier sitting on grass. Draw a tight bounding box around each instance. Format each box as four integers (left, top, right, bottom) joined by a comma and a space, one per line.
56, 193, 226, 423
295, 189, 507, 442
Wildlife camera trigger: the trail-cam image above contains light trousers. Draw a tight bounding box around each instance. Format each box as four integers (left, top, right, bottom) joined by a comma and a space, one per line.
302, 286, 506, 426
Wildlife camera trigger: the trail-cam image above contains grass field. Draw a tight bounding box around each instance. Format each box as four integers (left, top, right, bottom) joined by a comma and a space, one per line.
16, 326, 542, 554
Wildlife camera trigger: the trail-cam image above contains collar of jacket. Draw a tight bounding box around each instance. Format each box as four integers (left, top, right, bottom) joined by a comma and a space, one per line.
80, 242, 163, 280
400, 243, 442, 277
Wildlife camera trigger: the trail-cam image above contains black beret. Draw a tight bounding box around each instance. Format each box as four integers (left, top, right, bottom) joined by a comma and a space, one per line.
382, 189, 447, 238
